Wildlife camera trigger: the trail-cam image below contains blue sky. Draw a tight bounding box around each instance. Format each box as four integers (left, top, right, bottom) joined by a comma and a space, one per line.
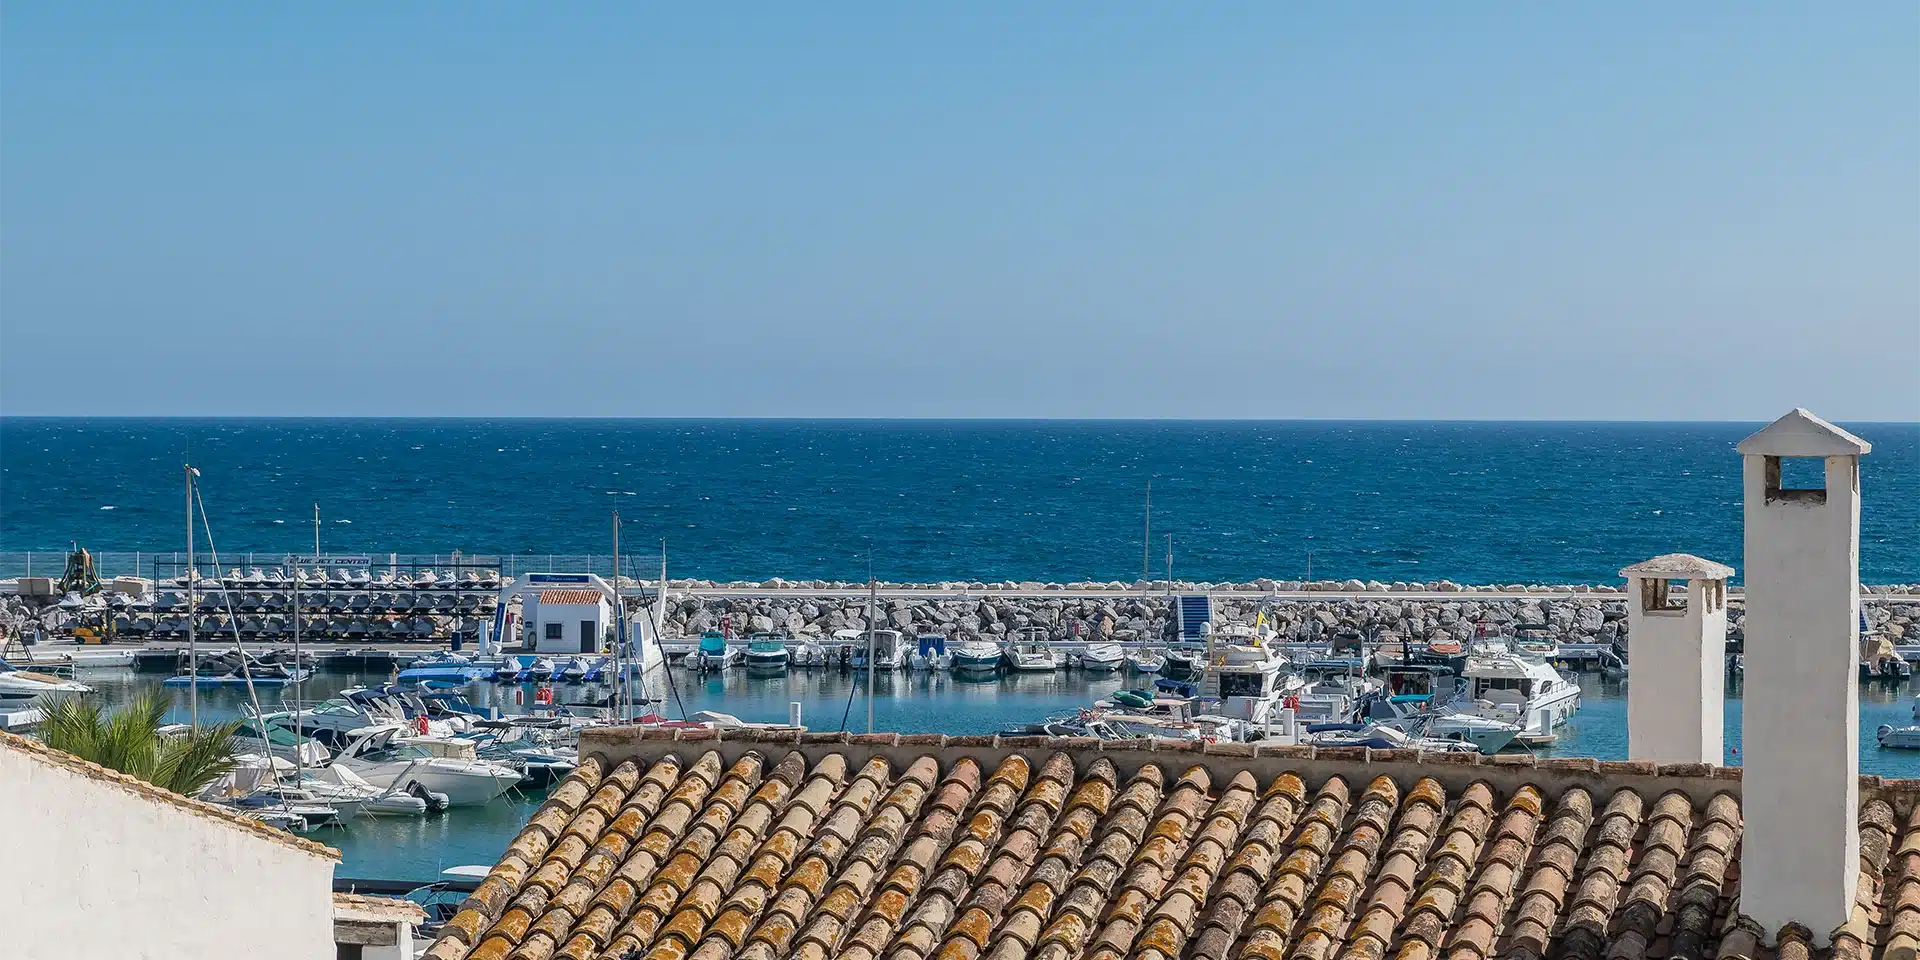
3, 4, 1915, 419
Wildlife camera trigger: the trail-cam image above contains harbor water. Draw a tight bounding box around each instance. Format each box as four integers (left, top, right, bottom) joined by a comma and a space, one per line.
71, 664, 1920, 883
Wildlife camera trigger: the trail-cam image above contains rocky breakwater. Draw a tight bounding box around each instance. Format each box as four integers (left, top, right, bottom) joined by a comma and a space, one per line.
663, 593, 1628, 646
655, 583, 1920, 649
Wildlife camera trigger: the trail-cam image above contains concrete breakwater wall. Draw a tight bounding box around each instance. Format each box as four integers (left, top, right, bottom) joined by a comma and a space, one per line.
663, 587, 1920, 647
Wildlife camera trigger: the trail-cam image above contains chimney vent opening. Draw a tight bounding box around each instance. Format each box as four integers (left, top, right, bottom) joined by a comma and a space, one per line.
1765, 455, 1828, 504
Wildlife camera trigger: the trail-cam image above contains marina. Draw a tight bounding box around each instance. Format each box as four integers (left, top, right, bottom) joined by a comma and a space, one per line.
11, 640, 1920, 883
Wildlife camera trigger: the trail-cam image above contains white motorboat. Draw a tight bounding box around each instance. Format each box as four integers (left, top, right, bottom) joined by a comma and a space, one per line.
1879, 725, 1920, 750
281, 689, 470, 749
302, 764, 433, 816
693, 634, 740, 672
1305, 722, 1480, 754
1353, 691, 1521, 754
1126, 650, 1165, 674
1425, 712, 1522, 753
950, 640, 1005, 674
852, 630, 909, 671
745, 639, 791, 673
1077, 643, 1125, 673
331, 724, 523, 806
0, 659, 90, 704
1162, 649, 1206, 681
792, 639, 828, 668
1450, 643, 1582, 741
1004, 632, 1061, 672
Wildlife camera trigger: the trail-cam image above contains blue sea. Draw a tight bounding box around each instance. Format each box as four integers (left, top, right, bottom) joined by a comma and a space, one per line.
2, 419, 1915, 582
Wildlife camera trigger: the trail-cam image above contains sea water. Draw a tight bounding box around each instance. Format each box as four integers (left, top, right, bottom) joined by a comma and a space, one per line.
3, 419, 1916, 583
72, 666, 1920, 882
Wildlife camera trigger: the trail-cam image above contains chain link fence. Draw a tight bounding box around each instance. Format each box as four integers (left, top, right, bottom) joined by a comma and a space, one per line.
0, 551, 649, 582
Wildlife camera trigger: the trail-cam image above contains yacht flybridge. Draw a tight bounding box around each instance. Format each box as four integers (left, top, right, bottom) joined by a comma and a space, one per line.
1452, 642, 1582, 742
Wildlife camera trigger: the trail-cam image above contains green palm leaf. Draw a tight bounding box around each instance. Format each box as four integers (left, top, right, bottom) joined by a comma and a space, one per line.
36, 691, 241, 797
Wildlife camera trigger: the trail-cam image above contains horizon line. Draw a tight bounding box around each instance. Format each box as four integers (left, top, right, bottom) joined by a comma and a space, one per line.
2, 415, 1917, 426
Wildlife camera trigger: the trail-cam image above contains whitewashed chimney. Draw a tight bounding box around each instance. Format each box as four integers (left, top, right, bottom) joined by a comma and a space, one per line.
1619, 553, 1732, 764
1737, 408, 1872, 943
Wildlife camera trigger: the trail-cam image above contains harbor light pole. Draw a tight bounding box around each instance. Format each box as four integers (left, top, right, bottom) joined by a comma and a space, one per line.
313, 504, 321, 558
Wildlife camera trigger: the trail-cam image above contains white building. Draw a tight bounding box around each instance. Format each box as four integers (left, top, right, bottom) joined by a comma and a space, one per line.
1, 730, 341, 959
512, 574, 616, 654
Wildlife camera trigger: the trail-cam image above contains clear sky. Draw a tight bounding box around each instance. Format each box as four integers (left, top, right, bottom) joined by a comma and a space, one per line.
3, 4, 1915, 419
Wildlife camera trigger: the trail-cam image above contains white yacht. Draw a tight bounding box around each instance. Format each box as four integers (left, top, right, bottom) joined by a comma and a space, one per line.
1197, 634, 1300, 728
330, 724, 522, 806
0, 659, 90, 704
1451, 644, 1582, 741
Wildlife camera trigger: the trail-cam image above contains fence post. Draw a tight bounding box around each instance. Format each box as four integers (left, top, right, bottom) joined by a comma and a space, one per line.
25, 552, 30, 576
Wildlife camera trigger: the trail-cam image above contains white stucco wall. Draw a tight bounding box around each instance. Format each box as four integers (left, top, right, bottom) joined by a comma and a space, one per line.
1740, 452, 1862, 943
1626, 577, 1726, 764
531, 600, 610, 653
0, 743, 338, 960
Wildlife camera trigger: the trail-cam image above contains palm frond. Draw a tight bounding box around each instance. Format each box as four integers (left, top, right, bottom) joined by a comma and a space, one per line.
33, 690, 239, 798
152, 719, 243, 796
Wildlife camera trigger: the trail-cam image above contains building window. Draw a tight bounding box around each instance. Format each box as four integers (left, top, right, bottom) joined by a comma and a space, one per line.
545, 622, 563, 640
1765, 455, 1828, 504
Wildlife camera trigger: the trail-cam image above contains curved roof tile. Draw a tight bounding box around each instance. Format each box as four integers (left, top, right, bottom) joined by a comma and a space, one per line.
418, 736, 1920, 960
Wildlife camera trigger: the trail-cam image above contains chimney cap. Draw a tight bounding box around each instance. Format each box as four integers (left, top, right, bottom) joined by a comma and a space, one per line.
1736, 408, 1871, 457
1620, 553, 1734, 581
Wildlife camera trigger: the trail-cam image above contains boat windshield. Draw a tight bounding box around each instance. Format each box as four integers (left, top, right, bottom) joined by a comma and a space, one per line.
1218, 671, 1270, 699
354, 740, 439, 763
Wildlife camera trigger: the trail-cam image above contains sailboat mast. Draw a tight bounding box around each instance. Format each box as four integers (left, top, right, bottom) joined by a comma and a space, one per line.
185, 464, 197, 729
291, 548, 302, 782
656, 541, 668, 714
611, 511, 622, 722
865, 572, 877, 734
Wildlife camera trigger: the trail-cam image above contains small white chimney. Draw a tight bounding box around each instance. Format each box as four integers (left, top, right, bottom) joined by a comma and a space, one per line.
1737, 408, 1871, 944
1619, 553, 1732, 764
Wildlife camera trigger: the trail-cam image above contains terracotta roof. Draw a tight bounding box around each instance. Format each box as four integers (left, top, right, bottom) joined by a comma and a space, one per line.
418, 731, 1920, 960
0, 729, 339, 862
540, 589, 606, 605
